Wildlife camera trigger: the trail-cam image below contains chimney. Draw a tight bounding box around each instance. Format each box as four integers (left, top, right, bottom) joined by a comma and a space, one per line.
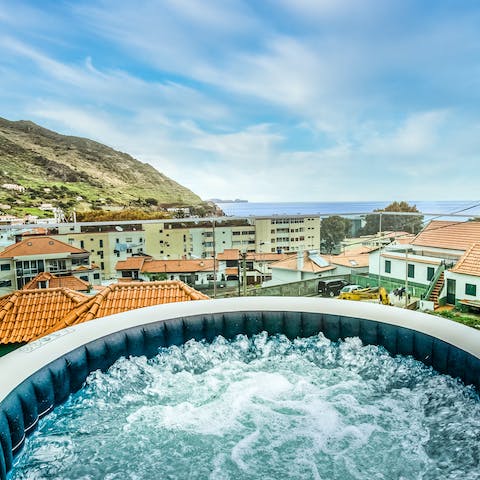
297, 251, 304, 271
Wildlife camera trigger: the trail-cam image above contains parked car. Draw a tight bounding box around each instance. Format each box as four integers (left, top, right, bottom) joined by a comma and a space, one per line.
339, 284, 363, 294
318, 278, 349, 297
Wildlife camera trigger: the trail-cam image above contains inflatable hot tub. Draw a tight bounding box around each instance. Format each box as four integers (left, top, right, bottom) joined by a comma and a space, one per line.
1, 297, 480, 479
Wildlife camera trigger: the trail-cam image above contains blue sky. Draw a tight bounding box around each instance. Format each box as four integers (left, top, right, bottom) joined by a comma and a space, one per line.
1, 0, 479, 202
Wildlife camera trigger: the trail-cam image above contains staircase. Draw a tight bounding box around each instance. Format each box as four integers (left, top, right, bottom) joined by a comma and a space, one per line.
428, 272, 444, 309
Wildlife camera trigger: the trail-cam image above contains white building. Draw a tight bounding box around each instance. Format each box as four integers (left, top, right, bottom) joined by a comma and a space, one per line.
369, 220, 480, 309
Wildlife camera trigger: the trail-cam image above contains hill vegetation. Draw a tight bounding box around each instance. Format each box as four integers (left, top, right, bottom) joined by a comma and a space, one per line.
0, 117, 208, 219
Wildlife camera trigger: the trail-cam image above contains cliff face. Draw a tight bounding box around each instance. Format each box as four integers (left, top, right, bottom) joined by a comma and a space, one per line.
0, 117, 203, 216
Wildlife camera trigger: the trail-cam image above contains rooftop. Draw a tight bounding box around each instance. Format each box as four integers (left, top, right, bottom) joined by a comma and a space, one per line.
450, 243, 480, 277
412, 220, 480, 251
0, 288, 88, 344
39, 280, 209, 338
271, 252, 336, 273
22, 272, 91, 292
0, 236, 87, 258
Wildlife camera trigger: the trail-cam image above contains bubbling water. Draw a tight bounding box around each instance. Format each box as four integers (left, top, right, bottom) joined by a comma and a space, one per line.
10, 333, 480, 479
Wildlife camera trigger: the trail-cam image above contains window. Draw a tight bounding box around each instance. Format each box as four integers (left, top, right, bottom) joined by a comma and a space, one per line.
427, 267, 435, 281
49, 259, 67, 272
99, 239, 104, 248
93, 273, 100, 279
407, 264, 415, 278
0, 280, 12, 287
466, 283, 477, 296
80, 240, 85, 249
100, 262, 105, 270
80, 275, 88, 282
0, 264, 10, 271
385, 260, 391, 273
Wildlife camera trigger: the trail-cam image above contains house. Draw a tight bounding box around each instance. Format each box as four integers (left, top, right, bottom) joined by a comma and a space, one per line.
216, 249, 292, 286
0, 236, 101, 294
116, 256, 217, 288
446, 243, 480, 310
266, 248, 370, 286
22, 272, 91, 292
369, 220, 480, 309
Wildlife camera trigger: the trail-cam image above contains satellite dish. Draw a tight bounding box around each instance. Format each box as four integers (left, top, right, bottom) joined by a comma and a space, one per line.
115, 226, 123, 232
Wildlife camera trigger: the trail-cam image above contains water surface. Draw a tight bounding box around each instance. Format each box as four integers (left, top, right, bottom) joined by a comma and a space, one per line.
10, 333, 480, 479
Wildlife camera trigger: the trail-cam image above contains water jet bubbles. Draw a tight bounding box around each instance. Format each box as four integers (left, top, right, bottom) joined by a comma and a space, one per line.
10, 333, 480, 480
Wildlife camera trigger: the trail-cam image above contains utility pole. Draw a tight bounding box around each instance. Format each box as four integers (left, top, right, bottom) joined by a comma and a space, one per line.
241, 251, 247, 296
212, 219, 216, 298
405, 247, 409, 308
377, 212, 382, 288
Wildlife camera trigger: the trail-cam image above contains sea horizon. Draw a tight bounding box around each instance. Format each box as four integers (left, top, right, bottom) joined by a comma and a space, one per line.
216, 200, 480, 218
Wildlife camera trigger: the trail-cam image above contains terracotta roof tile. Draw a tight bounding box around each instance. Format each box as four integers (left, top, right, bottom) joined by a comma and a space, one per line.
23, 272, 90, 291
325, 251, 369, 268
0, 288, 89, 344
450, 243, 480, 277
412, 221, 480, 251
0, 236, 87, 258
116, 256, 149, 270
271, 252, 336, 273
116, 257, 216, 274
217, 249, 239, 260
39, 281, 209, 338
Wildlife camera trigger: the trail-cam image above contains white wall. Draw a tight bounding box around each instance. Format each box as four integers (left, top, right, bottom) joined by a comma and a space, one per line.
445, 271, 480, 302
370, 250, 440, 286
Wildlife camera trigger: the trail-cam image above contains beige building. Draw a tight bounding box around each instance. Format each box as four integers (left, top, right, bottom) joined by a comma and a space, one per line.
52, 224, 145, 279
255, 216, 321, 253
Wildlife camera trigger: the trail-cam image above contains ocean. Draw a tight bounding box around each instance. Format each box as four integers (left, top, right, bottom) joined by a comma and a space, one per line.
216, 200, 480, 219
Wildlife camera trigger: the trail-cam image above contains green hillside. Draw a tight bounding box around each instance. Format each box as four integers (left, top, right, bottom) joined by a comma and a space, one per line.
0, 117, 204, 218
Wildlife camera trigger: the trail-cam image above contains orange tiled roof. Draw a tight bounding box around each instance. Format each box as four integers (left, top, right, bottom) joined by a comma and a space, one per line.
39, 281, 209, 338
0, 236, 87, 258
217, 249, 239, 260
271, 252, 336, 273
115, 257, 216, 273
22, 272, 90, 291
0, 288, 89, 344
412, 221, 480, 251
450, 243, 480, 277
116, 256, 150, 270
325, 251, 370, 268
142, 259, 215, 273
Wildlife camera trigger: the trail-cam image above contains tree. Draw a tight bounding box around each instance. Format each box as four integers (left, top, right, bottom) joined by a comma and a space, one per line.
321, 216, 352, 253
359, 201, 424, 236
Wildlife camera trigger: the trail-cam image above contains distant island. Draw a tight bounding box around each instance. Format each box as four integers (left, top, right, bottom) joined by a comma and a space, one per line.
209, 198, 248, 203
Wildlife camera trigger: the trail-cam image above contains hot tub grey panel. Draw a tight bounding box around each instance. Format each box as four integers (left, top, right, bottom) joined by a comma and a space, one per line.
1, 310, 479, 479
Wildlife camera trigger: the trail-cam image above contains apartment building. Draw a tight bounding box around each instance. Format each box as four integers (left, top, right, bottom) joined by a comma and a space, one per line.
52, 224, 145, 279
143, 219, 256, 259
255, 216, 321, 253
